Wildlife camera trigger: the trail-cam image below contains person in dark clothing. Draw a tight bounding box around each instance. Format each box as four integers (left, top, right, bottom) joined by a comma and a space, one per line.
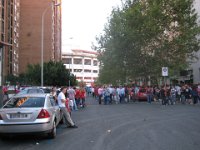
185, 85, 192, 104
180, 86, 187, 104
160, 86, 166, 105
191, 86, 199, 105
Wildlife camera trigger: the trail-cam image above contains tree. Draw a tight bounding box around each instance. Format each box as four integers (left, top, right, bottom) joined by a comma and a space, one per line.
96, 0, 200, 85
7, 61, 77, 86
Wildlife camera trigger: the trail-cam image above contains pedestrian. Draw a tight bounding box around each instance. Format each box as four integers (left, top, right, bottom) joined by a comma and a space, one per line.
119, 86, 125, 103
50, 87, 58, 103
68, 87, 78, 111
198, 84, 200, 103
91, 87, 95, 98
170, 86, 176, 105
57, 87, 78, 128
191, 86, 199, 105
160, 86, 166, 105
103, 87, 110, 105
146, 86, 153, 104
80, 87, 86, 107
98, 86, 103, 104
180, 85, 186, 104
108, 86, 113, 104
75, 87, 81, 108
185, 85, 192, 104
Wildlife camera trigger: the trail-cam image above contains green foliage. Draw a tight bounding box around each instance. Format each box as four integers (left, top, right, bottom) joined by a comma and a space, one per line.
6, 61, 77, 86
96, 0, 200, 84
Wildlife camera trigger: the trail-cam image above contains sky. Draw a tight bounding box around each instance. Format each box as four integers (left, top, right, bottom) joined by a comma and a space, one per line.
62, 0, 122, 52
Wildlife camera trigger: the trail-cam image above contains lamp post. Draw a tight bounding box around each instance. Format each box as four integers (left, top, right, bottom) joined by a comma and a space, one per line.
41, 2, 61, 87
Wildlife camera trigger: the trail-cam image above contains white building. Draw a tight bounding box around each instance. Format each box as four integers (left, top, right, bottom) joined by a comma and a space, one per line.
62, 49, 99, 86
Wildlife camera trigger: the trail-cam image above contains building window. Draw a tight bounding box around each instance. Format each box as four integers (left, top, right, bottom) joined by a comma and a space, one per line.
93, 60, 98, 66
84, 69, 91, 73
74, 69, 82, 72
76, 77, 83, 80
62, 58, 72, 64
93, 70, 98, 73
74, 58, 82, 64
84, 77, 91, 80
84, 59, 91, 65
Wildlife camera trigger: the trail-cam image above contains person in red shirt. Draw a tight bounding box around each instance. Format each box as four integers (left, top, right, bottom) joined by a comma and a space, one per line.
75, 87, 81, 108
80, 87, 86, 108
94, 86, 98, 99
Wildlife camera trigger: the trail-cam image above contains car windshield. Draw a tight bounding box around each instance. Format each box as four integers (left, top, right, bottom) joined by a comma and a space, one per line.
3, 97, 45, 108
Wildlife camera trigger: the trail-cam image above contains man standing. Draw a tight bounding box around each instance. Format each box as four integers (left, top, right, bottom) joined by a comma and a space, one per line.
68, 87, 78, 111
57, 87, 78, 128
98, 86, 103, 104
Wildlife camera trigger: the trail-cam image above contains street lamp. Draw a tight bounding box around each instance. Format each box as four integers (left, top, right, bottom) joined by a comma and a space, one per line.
41, 2, 61, 87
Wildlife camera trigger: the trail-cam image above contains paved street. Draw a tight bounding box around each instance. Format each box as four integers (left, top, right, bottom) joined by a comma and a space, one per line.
0, 96, 200, 150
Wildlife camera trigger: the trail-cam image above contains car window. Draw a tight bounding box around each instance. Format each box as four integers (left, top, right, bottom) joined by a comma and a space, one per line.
17, 89, 28, 95
50, 96, 56, 106
28, 89, 39, 94
42, 88, 51, 93
3, 97, 45, 108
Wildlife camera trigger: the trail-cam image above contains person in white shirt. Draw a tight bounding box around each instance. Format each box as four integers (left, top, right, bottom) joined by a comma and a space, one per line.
57, 87, 78, 128
98, 87, 103, 104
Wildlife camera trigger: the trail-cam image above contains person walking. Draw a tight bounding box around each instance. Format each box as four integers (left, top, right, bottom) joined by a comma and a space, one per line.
80, 87, 86, 107
57, 87, 78, 128
160, 86, 166, 105
191, 86, 199, 105
170, 86, 176, 105
103, 87, 110, 105
146, 86, 153, 104
98, 86, 103, 104
75, 87, 81, 108
180, 85, 186, 104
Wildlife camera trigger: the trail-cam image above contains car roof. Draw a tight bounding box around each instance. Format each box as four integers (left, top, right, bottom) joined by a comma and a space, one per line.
12, 93, 49, 98
23, 87, 42, 89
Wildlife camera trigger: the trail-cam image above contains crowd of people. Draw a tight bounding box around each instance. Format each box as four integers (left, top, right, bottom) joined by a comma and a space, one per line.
86, 84, 200, 106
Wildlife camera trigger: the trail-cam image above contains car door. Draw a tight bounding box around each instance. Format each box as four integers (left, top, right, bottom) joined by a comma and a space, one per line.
49, 96, 61, 125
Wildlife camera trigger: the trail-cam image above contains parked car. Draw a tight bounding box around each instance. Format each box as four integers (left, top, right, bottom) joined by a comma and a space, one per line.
136, 89, 147, 101
0, 93, 62, 139
40, 87, 51, 94
16, 87, 45, 96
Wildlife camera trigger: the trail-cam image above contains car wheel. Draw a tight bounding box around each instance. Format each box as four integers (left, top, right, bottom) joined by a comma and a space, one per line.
48, 120, 56, 139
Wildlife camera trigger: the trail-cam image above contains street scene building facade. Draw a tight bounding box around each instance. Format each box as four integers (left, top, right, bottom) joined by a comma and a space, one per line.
62, 49, 99, 86
0, 0, 20, 85
0, 0, 62, 85
19, 0, 62, 74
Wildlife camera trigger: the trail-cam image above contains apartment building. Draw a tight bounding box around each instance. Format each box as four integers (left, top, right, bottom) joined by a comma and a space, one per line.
0, 0, 62, 85
0, 0, 20, 85
19, 0, 62, 73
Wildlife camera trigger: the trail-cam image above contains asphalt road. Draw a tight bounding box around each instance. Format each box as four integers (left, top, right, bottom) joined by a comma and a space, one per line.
0, 96, 200, 150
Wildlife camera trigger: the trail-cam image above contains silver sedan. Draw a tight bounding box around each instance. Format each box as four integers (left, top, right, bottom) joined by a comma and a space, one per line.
0, 93, 62, 139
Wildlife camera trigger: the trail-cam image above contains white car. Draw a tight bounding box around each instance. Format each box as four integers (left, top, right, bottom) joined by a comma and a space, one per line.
0, 93, 62, 139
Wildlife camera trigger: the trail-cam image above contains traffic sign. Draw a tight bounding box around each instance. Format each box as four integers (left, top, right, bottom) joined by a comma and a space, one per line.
162, 67, 168, 76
